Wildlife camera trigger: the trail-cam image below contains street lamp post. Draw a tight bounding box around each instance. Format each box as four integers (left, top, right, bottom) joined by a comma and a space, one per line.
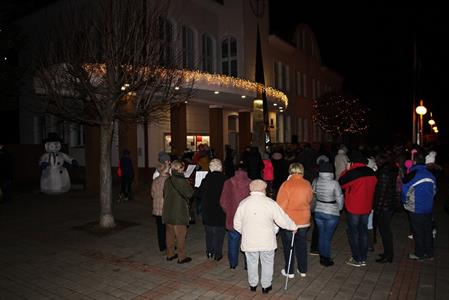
415, 99, 427, 145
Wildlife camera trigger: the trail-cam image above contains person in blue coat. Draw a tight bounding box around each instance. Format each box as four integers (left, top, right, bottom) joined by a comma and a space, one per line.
401, 151, 436, 260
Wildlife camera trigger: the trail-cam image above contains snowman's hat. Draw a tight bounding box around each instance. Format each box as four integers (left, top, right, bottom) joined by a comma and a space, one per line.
44, 132, 62, 143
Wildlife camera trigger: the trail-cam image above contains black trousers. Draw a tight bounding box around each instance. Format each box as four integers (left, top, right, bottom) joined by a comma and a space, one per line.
410, 212, 433, 258
154, 216, 166, 252
120, 176, 133, 199
204, 225, 225, 258
376, 211, 394, 260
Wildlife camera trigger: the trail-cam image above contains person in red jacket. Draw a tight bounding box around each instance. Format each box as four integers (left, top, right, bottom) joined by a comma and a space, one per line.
339, 150, 377, 267
262, 153, 274, 197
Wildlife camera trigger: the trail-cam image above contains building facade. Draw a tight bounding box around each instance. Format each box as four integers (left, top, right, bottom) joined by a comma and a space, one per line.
16, 0, 342, 189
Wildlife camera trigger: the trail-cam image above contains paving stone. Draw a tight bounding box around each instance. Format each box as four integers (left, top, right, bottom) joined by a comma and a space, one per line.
1, 184, 449, 300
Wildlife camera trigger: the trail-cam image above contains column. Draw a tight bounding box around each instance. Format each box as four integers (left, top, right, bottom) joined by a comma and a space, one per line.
238, 110, 251, 158
170, 102, 187, 157
209, 105, 223, 160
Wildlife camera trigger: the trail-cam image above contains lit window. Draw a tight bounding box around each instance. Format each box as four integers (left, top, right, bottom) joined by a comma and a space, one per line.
159, 18, 174, 67
201, 34, 214, 73
221, 37, 238, 77
182, 26, 195, 70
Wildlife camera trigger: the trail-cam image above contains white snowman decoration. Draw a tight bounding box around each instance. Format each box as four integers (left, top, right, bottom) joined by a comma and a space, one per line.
39, 133, 77, 194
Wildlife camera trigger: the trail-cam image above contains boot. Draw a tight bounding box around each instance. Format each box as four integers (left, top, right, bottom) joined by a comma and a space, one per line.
320, 255, 334, 267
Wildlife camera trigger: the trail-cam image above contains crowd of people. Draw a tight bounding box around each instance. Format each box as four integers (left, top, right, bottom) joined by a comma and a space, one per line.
150, 141, 442, 294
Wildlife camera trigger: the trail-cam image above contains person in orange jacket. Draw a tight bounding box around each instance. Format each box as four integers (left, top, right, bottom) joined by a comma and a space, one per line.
276, 163, 313, 278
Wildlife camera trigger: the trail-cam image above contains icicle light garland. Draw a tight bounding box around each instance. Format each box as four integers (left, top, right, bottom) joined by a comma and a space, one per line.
82, 64, 288, 108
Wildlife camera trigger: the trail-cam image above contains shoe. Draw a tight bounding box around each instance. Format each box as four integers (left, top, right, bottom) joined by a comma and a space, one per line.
296, 269, 306, 277
262, 285, 272, 294
408, 234, 413, 240
320, 257, 334, 267
166, 254, 178, 261
214, 255, 223, 261
206, 252, 213, 259
433, 229, 437, 239
375, 257, 393, 263
360, 261, 367, 267
177, 257, 192, 264
346, 257, 362, 267
249, 286, 257, 292
423, 255, 434, 261
310, 250, 319, 256
408, 253, 421, 260
281, 269, 295, 278
230, 266, 236, 269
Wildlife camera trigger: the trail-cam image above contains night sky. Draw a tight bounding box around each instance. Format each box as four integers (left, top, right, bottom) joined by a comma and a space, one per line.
269, 2, 449, 146
1, 1, 448, 147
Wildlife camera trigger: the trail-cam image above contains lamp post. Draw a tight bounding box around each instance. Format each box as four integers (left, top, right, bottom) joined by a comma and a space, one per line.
415, 100, 427, 145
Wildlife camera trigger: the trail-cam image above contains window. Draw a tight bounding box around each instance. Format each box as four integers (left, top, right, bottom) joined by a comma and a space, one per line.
317, 80, 321, 97
274, 61, 290, 92
221, 37, 238, 77
201, 34, 214, 73
297, 118, 302, 142
312, 78, 316, 99
159, 18, 174, 67
296, 30, 303, 50
302, 74, 307, 97
303, 118, 309, 142
296, 71, 302, 96
283, 65, 290, 92
182, 26, 195, 69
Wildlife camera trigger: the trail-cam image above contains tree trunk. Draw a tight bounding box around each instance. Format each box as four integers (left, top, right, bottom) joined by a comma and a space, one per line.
99, 122, 116, 228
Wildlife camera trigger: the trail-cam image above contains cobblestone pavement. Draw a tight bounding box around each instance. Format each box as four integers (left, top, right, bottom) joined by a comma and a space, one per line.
1, 175, 448, 300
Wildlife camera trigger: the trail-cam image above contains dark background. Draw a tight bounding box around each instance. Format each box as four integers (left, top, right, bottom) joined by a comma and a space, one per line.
269, 2, 449, 147
1, 1, 448, 148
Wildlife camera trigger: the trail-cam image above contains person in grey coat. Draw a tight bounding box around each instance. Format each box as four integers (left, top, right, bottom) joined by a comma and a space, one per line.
312, 162, 344, 266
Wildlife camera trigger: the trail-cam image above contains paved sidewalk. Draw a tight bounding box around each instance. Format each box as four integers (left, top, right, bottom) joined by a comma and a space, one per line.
0, 176, 448, 300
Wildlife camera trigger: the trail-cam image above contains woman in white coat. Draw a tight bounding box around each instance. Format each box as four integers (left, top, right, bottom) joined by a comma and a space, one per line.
233, 179, 297, 294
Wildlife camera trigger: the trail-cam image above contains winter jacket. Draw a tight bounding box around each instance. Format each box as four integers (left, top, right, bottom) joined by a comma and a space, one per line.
373, 163, 399, 213
263, 159, 274, 181
151, 173, 169, 216
271, 157, 289, 191
233, 191, 296, 252
120, 154, 134, 179
312, 172, 344, 216
198, 171, 226, 227
162, 171, 194, 225
334, 149, 349, 179
401, 164, 436, 214
220, 170, 251, 230
276, 174, 313, 227
243, 148, 264, 180
339, 162, 377, 215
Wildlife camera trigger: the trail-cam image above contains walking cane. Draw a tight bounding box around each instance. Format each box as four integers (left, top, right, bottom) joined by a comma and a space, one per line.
284, 231, 296, 290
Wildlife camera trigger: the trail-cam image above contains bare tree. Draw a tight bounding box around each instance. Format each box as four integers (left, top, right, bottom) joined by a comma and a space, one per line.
34, 0, 192, 228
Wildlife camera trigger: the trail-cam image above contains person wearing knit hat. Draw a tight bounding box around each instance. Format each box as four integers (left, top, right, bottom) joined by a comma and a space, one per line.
349, 150, 368, 165
233, 179, 297, 294
311, 161, 343, 267
339, 150, 377, 267
153, 151, 172, 180
334, 145, 349, 179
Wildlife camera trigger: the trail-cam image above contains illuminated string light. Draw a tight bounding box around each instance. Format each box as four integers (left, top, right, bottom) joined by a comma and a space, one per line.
82, 64, 288, 108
